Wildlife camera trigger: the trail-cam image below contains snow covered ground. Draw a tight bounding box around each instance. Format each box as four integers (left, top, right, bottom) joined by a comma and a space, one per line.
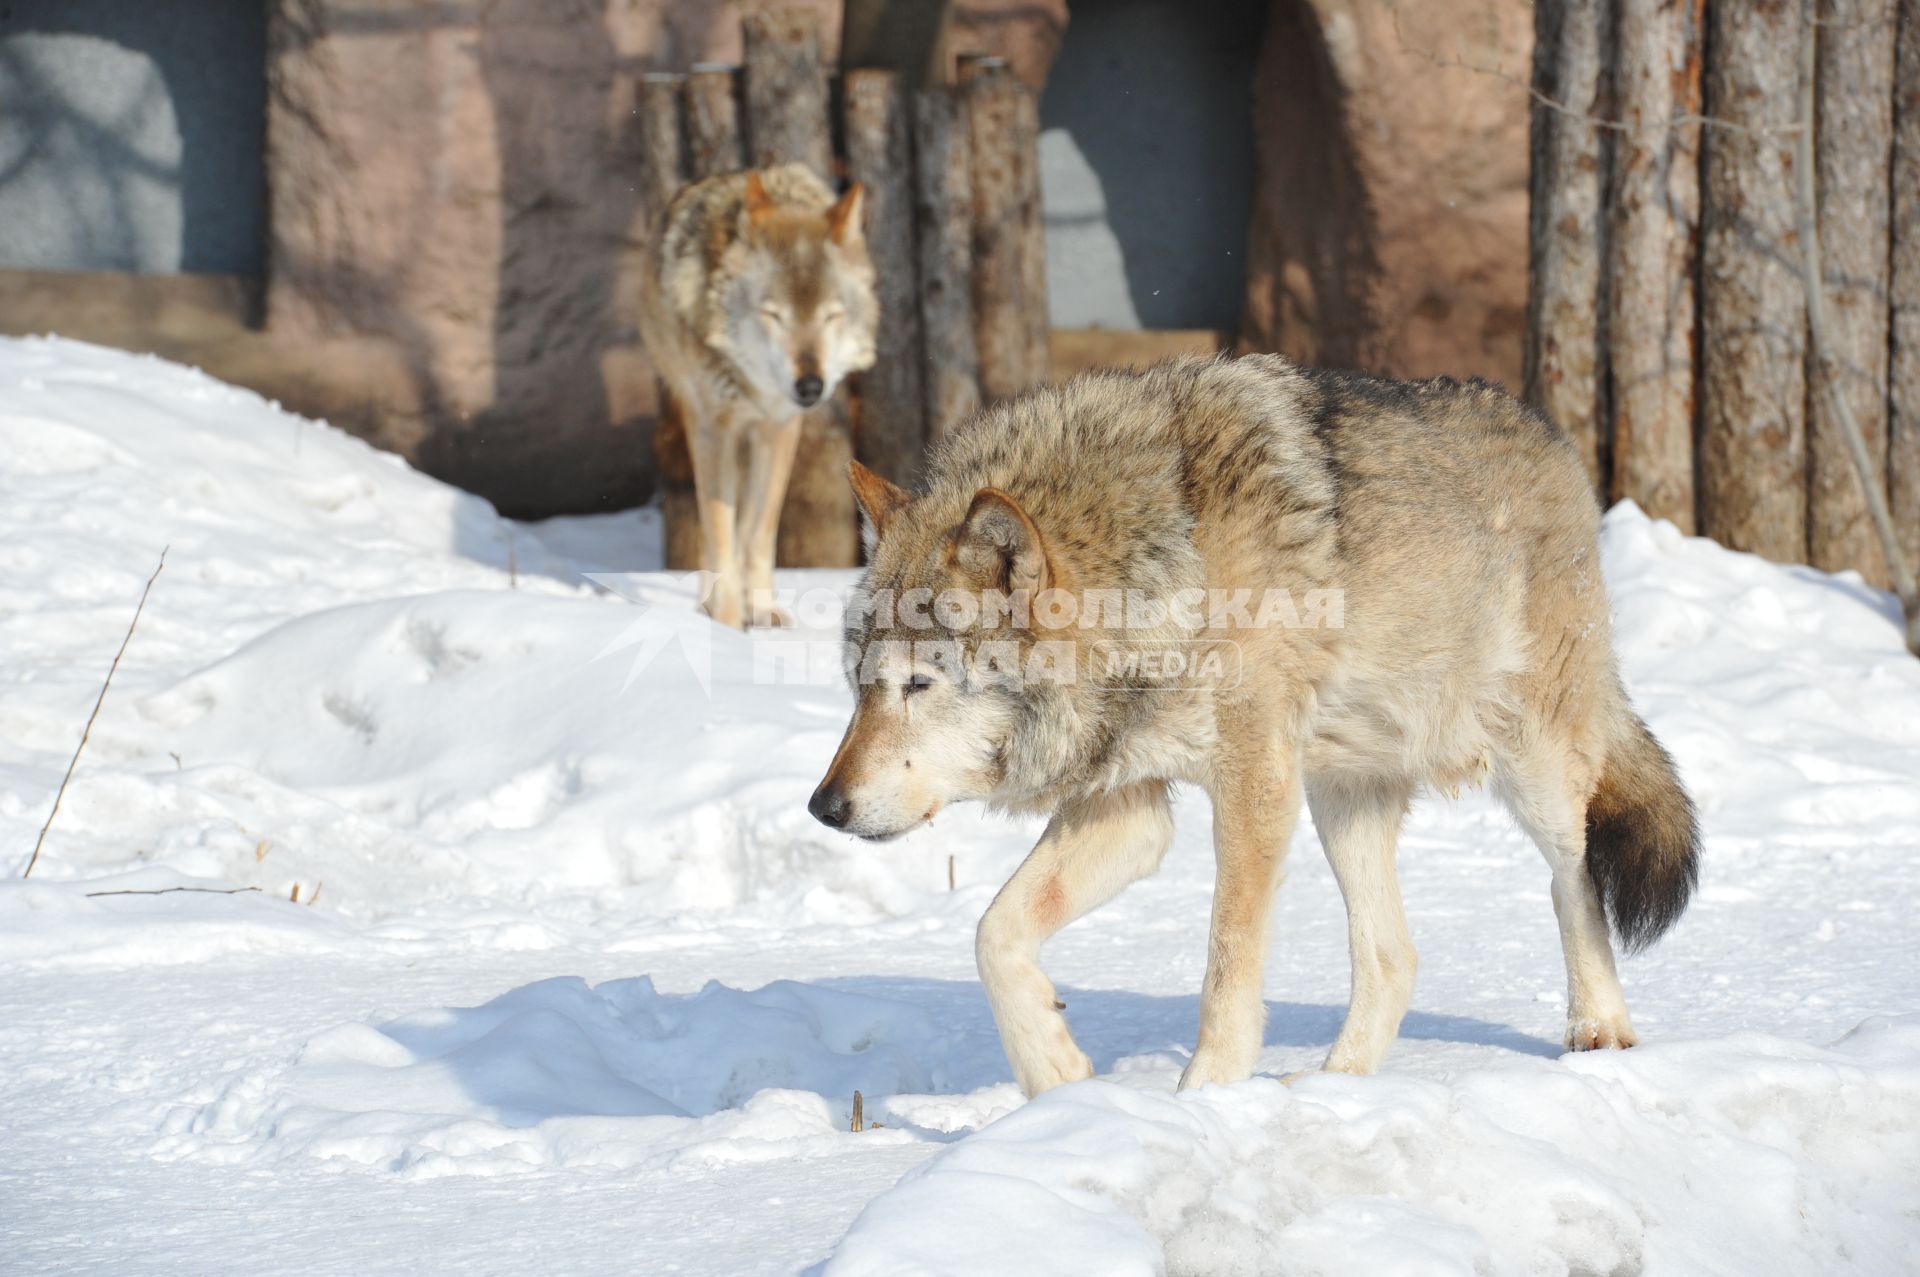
2, 337, 1917, 1275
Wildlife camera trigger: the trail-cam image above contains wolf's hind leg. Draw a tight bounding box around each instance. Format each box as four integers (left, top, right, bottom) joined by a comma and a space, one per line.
979, 781, 1173, 1097
1310, 777, 1417, 1074
740, 415, 803, 626
1497, 749, 1638, 1051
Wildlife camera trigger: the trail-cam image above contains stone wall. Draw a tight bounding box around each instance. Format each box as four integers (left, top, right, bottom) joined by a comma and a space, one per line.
1239, 0, 1532, 388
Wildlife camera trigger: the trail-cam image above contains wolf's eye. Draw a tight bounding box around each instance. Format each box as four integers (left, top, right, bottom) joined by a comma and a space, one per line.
904, 673, 935, 696
760, 304, 788, 327
820, 305, 846, 326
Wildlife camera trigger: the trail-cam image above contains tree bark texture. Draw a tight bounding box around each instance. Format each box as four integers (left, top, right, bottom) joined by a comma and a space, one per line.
1699, 0, 1811, 562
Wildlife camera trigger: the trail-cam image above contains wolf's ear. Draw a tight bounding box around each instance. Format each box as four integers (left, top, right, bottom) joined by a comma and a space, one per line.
741, 171, 777, 235
953, 487, 1049, 595
828, 182, 865, 246
849, 460, 910, 543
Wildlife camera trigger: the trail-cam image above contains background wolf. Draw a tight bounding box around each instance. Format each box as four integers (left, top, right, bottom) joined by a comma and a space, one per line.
809, 355, 1700, 1096
638, 165, 877, 628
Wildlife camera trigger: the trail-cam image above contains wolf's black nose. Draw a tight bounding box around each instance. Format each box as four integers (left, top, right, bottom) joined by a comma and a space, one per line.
808, 782, 851, 830
794, 375, 824, 407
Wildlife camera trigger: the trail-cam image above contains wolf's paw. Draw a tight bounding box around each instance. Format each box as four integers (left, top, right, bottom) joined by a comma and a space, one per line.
703, 601, 746, 630
1015, 1043, 1093, 1098
1565, 1015, 1639, 1051
701, 581, 747, 630
748, 603, 793, 628
1177, 1048, 1255, 1092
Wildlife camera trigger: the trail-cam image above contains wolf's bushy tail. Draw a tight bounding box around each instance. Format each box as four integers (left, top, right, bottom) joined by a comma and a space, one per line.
1585, 714, 1699, 953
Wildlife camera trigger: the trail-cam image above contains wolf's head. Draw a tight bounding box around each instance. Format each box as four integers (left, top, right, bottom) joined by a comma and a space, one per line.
713, 172, 878, 413
808, 462, 1090, 842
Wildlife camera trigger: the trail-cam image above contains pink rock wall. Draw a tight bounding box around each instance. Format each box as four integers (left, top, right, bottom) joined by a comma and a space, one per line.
1240, 0, 1532, 389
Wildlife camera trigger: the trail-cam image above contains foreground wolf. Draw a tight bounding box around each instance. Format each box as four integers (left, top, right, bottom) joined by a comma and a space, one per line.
808, 355, 1699, 1096
638, 165, 877, 628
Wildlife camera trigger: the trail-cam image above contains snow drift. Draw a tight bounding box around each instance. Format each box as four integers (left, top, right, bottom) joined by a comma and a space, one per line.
829, 1018, 1920, 1276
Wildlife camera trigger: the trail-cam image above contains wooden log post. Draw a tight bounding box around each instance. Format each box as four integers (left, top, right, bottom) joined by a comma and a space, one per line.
744, 9, 834, 175
743, 7, 858, 568
912, 86, 981, 442
686, 64, 746, 180
1012, 75, 1050, 389
844, 68, 929, 486
1810, 0, 1897, 585
1895, 0, 1920, 570
636, 72, 702, 572
1607, 0, 1703, 532
961, 56, 1044, 403
1523, 0, 1611, 496
637, 72, 688, 221
1700, 0, 1809, 563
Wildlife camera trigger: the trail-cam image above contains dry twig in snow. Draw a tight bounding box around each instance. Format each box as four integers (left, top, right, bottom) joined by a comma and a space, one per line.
21, 547, 168, 878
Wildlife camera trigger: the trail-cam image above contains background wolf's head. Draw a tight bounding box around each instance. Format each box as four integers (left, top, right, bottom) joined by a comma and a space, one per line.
710, 173, 878, 414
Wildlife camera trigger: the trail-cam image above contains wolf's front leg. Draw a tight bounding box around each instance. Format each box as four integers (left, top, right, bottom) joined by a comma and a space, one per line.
740, 414, 804, 626
688, 410, 745, 628
1180, 729, 1302, 1090
978, 781, 1174, 1097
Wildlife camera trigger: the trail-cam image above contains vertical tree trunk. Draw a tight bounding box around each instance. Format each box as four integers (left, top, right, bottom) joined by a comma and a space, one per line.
637, 72, 687, 224
1809, 0, 1897, 584
844, 68, 929, 486
1525, 0, 1613, 495
1700, 0, 1810, 563
636, 72, 701, 571
1887, 0, 1920, 570
743, 9, 833, 180
962, 57, 1041, 403
1607, 0, 1703, 531
743, 7, 857, 567
686, 64, 746, 181
1011, 80, 1050, 388
911, 86, 982, 443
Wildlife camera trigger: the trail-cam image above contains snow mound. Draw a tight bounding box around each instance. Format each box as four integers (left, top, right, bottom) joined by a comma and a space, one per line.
1598, 506, 1920, 859
829, 1018, 1920, 1277
160, 976, 973, 1177
0, 336, 1018, 931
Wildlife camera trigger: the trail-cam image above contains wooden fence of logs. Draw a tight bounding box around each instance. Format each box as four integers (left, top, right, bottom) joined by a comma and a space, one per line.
640, 10, 1049, 569
1528, 0, 1920, 591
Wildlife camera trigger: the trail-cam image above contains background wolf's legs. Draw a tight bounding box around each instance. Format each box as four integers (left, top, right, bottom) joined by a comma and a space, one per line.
978, 780, 1173, 1096
1181, 739, 1301, 1090
740, 414, 803, 626
1497, 753, 1638, 1051
687, 408, 744, 628
1309, 777, 1417, 1074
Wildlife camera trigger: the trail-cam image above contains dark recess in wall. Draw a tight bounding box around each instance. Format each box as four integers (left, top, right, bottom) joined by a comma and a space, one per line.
0, 0, 266, 275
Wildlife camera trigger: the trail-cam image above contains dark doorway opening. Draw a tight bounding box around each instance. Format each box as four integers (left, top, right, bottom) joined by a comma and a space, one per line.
1037, 0, 1265, 332
0, 0, 266, 275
